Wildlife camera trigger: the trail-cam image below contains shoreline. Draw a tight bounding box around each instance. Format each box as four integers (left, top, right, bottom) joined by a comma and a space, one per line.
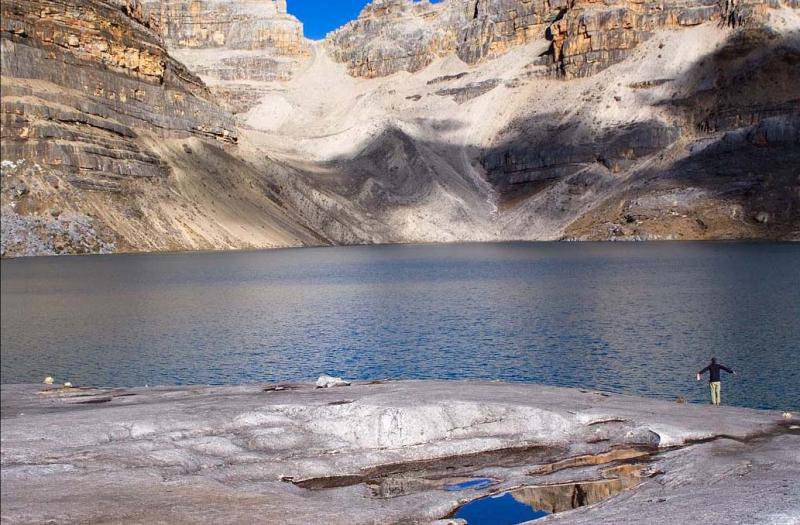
2, 378, 795, 413
2, 238, 798, 261
2, 380, 798, 524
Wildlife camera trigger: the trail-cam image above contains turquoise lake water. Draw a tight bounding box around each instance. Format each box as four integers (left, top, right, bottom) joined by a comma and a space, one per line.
2, 242, 798, 410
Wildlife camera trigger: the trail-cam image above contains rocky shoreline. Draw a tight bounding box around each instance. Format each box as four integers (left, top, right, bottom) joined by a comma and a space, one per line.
1, 380, 798, 524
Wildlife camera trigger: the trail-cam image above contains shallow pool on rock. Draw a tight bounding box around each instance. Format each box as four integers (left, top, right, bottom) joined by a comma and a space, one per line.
454, 492, 549, 524
445, 478, 497, 491
452, 477, 640, 524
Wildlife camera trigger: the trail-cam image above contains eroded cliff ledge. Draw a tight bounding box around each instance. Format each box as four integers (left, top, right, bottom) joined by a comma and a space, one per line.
325, 0, 798, 79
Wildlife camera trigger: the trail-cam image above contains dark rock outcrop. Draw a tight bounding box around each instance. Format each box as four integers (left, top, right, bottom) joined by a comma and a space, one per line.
483, 120, 682, 198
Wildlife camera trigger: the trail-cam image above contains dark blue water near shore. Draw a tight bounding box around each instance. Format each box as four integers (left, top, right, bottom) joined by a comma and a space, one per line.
2, 242, 798, 410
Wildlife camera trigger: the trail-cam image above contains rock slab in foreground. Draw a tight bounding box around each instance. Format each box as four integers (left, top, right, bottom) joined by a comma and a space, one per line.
1, 381, 798, 524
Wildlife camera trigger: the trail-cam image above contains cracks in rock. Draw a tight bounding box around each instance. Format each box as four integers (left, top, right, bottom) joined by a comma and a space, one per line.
287, 423, 798, 510
291, 444, 559, 490
528, 445, 657, 476
586, 418, 629, 426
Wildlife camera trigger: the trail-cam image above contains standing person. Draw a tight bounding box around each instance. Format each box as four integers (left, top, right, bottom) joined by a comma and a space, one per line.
696, 357, 735, 406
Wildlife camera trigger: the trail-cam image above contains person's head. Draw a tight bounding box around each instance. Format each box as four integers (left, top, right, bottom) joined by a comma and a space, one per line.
711, 357, 717, 364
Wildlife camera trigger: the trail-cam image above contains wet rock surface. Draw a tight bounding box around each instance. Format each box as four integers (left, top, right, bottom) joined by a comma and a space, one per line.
1, 381, 797, 524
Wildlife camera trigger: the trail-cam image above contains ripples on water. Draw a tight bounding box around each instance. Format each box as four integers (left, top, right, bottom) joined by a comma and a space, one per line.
2, 242, 798, 410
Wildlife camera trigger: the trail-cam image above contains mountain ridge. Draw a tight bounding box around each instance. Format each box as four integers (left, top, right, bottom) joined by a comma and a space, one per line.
1, 0, 798, 256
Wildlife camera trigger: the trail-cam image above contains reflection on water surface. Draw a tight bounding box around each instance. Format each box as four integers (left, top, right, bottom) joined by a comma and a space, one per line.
2, 242, 799, 410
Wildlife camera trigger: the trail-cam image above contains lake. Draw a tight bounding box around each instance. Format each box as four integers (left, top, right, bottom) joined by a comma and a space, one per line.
1, 242, 798, 410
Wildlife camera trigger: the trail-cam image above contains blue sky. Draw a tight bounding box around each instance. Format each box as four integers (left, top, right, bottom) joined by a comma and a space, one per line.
286, 1, 372, 40
287, 0, 444, 40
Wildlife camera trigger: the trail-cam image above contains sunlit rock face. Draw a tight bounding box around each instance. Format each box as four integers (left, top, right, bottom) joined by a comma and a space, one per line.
0, 0, 324, 257
324, 0, 785, 79
2, 0, 799, 257
325, 0, 557, 78
142, 0, 311, 112
0, 0, 237, 179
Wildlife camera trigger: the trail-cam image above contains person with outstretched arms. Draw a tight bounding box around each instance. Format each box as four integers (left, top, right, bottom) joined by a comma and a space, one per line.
697, 357, 735, 406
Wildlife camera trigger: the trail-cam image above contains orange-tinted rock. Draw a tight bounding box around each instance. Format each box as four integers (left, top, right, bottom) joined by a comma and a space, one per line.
325, 0, 780, 79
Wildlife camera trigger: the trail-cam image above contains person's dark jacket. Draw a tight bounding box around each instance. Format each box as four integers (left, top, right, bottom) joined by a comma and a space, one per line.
698, 362, 734, 382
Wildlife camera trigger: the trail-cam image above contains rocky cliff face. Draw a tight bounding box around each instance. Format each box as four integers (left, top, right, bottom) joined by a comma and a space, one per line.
0, 0, 324, 256
2, 0, 798, 256
326, 0, 788, 79
326, 0, 557, 78
318, 0, 798, 240
1, 0, 237, 176
141, 0, 311, 113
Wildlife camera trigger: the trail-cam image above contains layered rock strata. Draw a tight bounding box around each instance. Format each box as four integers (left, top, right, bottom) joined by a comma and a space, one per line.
141, 0, 311, 113
0, 0, 326, 256
546, 0, 786, 78
326, 0, 794, 79
0, 0, 236, 179
326, 0, 557, 78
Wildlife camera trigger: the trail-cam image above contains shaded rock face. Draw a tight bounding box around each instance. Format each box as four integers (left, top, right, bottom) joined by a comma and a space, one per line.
560, 28, 800, 240
141, 0, 311, 113
483, 120, 682, 192
669, 28, 800, 133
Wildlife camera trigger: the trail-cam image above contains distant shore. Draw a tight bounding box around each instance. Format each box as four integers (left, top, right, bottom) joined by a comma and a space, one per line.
2, 238, 799, 260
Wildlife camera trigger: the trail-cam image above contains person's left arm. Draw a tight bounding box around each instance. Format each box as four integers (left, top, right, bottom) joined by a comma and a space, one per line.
721, 364, 735, 374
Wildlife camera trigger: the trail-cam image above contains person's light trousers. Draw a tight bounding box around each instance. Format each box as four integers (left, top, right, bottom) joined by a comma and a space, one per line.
710, 381, 721, 405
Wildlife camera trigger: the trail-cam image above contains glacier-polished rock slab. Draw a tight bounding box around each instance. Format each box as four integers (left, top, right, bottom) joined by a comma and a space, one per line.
1, 381, 797, 524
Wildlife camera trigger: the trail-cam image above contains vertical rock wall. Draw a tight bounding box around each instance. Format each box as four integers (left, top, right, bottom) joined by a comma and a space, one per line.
1, 0, 237, 183
141, 0, 311, 112
325, 0, 787, 78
